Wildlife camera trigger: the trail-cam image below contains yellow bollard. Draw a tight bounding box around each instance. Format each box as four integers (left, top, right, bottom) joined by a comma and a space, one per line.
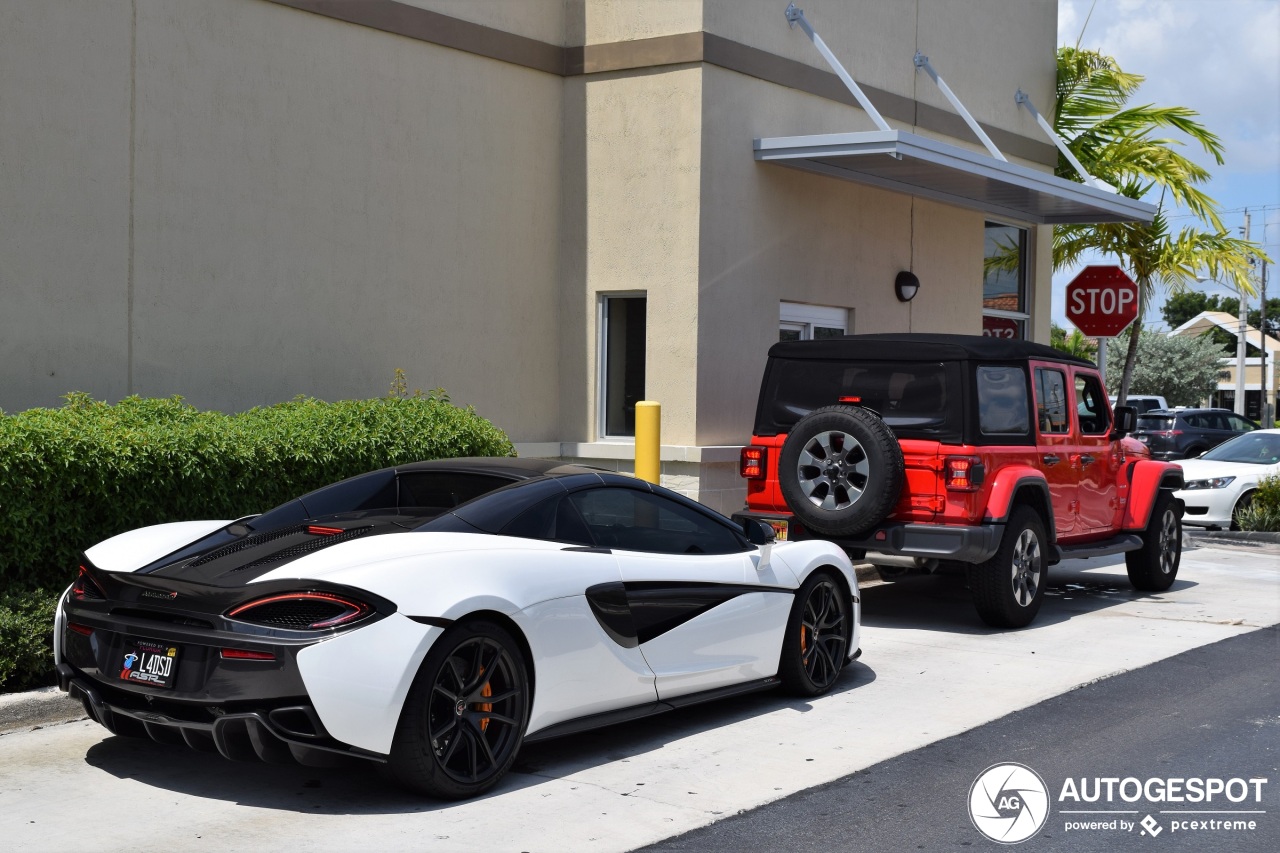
634, 401, 661, 484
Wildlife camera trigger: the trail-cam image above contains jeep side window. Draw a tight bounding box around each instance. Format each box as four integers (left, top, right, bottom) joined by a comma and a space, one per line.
977, 366, 1030, 435
1074, 374, 1110, 435
1034, 368, 1070, 434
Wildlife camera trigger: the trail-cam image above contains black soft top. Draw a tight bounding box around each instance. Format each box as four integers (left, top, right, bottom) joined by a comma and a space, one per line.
767, 333, 1093, 367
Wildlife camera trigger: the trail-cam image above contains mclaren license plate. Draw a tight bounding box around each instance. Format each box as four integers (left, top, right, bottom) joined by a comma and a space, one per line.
119, 638, 180, 688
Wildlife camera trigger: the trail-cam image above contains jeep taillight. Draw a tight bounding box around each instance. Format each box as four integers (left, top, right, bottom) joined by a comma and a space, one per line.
945, 456, 984, 491
740, 446, 767, 479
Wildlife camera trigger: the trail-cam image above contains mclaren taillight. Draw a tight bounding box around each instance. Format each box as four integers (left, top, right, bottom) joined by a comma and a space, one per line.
68, 623, 94, 637
72, 566, 106, 600
227, 591, 372, 631
945, 456, 985, 491
305, 525, 346, 536
220, 648, 277, 661
740, 446, 767, 480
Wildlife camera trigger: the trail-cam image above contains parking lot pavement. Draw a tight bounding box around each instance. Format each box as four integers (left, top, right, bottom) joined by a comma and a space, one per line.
1, 544, 1276, 853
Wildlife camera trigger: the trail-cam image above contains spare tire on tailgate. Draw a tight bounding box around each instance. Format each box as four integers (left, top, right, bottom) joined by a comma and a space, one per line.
778, 404, 905, 537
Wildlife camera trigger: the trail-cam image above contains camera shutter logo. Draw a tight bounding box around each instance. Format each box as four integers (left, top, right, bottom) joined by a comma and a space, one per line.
968, 763, 1050, 844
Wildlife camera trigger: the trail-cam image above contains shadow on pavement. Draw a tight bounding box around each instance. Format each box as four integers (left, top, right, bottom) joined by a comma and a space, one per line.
80, 661, 878, 815
859, 556, 1198, 634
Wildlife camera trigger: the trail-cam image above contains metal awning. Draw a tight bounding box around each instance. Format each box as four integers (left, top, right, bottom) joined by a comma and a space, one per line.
754, 129, 1157, 225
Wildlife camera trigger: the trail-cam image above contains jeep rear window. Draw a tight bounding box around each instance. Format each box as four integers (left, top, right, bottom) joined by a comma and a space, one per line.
755, 359, 961, 441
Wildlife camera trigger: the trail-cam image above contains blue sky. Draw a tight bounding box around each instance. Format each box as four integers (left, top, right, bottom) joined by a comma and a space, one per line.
1053, 0, 1280, 332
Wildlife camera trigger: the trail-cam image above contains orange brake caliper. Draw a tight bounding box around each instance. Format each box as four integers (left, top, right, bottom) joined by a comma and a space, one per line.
477, 668, 493, 733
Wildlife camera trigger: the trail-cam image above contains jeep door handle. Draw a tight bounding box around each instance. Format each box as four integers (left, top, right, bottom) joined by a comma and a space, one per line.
1042, 454, 1061, 466
1079, 454, 1096, 466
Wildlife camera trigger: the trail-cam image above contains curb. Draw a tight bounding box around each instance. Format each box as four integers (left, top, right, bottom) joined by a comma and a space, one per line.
1185, 529, 1280, 549
0, 685, 85, 736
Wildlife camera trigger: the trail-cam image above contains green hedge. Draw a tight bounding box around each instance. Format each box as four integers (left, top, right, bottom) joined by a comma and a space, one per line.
1237, 474, 1280, 533
0, 589, 58, 692
0, 391, 515, 592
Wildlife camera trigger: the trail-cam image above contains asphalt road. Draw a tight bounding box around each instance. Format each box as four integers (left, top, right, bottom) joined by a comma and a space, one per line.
642, 625, 1280, 852
1, 542, 1276, 852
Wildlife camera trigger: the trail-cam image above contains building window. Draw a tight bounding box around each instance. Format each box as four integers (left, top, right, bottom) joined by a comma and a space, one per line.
779, 302, 849, 342
600, 295, 646, 438
982, 221, 1030, 339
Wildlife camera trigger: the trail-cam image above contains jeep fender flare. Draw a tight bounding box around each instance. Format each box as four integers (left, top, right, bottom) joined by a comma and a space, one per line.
1123, 460, 1185, 530
983, 467, 1055, 535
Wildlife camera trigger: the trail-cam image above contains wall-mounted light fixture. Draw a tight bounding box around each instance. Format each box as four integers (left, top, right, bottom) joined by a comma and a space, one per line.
895, 271, 920, 302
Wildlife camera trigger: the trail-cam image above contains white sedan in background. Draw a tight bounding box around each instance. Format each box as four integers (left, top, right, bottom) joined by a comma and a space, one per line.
1175, 429, 1280, 529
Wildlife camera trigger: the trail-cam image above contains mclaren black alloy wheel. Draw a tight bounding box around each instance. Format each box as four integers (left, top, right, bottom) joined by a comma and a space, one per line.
388, 620, 529, 799
971, 505, 1047, 629
1126, 491, 1182, 592
779, 571, 849, 696
778, 405, 905, 538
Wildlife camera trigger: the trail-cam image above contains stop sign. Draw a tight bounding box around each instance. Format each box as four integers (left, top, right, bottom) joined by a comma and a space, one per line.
1065, 266, 1139, 337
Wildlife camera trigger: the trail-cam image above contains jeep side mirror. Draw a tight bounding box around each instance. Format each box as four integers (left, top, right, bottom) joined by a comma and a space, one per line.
744, 519, 777, 546
1111, 405, 1137, 438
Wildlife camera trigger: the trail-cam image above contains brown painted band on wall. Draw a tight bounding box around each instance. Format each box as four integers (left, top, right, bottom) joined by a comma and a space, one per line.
267, 0, 1056, 167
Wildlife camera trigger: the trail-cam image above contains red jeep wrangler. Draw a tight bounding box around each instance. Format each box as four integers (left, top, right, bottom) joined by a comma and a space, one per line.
734, 334, 1184, 628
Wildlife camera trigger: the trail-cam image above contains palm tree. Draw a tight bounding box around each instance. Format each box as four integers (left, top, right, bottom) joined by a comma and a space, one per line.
1050, 323, 1098, 361
1051, 46, 1267, 403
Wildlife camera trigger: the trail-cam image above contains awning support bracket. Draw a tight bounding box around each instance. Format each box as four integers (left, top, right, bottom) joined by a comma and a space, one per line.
913, 52, 1006, 162
784, 3, 893, 134
1015, 89, 1116, 193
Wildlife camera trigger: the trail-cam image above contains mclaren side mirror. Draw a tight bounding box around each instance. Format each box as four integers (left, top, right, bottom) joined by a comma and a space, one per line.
1111, 405, 1137, 439
744, 519, 777, 546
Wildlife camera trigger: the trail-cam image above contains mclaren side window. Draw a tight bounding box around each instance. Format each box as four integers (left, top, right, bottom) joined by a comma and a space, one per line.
396, 472, 516, 511
568, 488, 747, 555
500, 495, 594, 546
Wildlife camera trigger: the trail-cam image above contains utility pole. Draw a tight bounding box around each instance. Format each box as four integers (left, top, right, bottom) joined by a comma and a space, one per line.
1262, 258, 1271, 427
1236, 211, 1250, 417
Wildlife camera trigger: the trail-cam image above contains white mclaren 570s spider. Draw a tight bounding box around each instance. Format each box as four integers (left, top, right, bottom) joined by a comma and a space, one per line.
56, 458, 861, 798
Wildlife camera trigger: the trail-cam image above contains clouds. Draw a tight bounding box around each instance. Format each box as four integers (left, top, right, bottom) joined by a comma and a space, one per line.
1050, 0, 1279, 332
1058, 0, 1279, 174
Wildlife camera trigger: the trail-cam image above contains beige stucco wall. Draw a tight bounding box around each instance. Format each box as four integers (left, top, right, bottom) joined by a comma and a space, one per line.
576, 0, 702, 46
579, 66, 704, 446
703, 0, 1055, 139
0, 0, 134, 411
693, 64, 990, 448
3, 0, 1060, 478
4, 0, 566, 442
398, 0, 569, 46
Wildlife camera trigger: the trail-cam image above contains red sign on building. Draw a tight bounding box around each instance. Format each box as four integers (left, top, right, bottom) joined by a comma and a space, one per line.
982, 316, 1021, 339
1065, 266, 1139, 338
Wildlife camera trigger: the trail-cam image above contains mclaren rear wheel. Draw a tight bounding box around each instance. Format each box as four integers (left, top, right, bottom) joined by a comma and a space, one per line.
387, 619, 529, 799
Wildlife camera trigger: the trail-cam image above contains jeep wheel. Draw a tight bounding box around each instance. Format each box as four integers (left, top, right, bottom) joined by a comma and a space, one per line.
970, 505, 1046, 629
778, 405, 904, 538
1126, 491, 1181, 591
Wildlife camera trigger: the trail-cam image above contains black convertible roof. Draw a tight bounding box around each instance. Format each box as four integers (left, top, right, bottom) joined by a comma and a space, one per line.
767, 333, 1093, 367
